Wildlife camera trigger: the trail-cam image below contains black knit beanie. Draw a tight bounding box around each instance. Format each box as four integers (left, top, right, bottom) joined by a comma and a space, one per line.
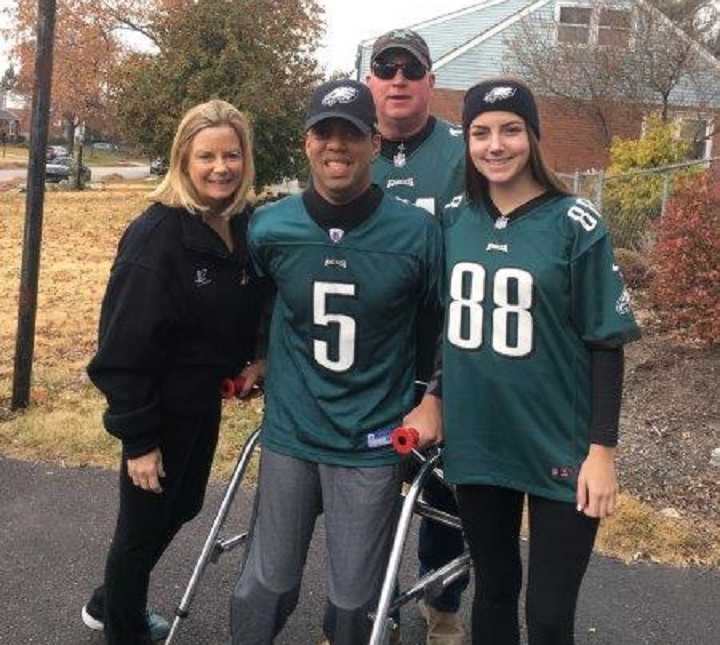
462, 80, 540, 139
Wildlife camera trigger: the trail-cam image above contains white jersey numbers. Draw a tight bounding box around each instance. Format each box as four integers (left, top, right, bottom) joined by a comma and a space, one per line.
448, 263, 485, 349
394, 196, 436, 215
415, 197, 435, 215
566, 199, 601, 232
447, 263, 534, 357
493, 268, 534, 357
313, 281, 356, 372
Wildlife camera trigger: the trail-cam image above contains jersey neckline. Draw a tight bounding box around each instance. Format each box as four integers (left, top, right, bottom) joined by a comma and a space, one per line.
481, 190, 561, 226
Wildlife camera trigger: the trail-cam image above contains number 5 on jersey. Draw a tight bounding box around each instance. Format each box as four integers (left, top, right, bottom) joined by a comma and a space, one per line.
313, 281, 356, 372
447, 263, 534, 357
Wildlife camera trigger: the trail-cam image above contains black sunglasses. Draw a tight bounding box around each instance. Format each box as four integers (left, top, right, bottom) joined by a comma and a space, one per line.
371, 60, 427, 81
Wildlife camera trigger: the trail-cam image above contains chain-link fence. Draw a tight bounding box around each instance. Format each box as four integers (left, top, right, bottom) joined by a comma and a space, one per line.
559, 157, 720, 251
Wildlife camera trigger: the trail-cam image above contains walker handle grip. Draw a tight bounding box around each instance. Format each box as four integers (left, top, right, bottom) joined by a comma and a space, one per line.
221, 376, 246, 399
391, 426, 420, 455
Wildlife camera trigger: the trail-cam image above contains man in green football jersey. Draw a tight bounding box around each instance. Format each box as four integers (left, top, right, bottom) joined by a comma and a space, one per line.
366, 29, 465, 219
366, 29, 468, 644
230, 79, 443, 645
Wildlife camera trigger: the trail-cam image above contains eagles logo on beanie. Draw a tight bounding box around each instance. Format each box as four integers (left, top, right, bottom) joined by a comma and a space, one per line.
462, 79, 541, 139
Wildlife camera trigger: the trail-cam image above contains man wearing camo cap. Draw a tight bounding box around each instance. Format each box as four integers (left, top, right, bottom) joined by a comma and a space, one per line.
367, 27, 468, 645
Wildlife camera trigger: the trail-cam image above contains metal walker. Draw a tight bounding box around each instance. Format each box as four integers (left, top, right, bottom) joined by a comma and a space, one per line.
165, 427, 470, 645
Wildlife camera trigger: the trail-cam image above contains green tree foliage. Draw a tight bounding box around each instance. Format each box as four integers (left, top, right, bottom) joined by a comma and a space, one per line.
603, 115, 697, 250
113, 0, 324, 187
1, 65, 17, 92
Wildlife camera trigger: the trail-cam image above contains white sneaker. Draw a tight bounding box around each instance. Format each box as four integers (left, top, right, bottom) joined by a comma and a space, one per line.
81, 603, 170, 641
81, 604, 104, 631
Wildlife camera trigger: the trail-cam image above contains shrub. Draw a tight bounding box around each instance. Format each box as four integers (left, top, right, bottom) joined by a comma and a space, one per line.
603, 115, 698, 250
614, 248, 652, 289
650, 173, 720, 346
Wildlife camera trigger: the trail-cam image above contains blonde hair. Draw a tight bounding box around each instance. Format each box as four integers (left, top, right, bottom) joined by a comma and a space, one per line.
148, 100, 255, 219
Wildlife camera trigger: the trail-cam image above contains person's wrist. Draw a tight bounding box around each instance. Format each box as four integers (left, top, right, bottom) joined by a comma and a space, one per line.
423, 392, 442, 409
588, 444, 616, 461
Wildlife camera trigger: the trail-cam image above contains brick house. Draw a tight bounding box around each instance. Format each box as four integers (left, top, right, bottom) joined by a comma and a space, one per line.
0, 90, 28, 141
355, 0, 720, 173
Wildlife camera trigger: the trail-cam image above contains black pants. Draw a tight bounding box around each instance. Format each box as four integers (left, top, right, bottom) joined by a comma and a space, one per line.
88, 405, 221, 645
456, 485, 599, 645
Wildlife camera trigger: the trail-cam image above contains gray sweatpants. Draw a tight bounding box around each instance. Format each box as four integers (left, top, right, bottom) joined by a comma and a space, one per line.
230, 447, 402, 645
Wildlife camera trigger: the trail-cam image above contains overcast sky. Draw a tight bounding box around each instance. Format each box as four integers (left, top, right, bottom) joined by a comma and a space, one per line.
317, 0, 479, 72
0, 0, 477, 77
0, 0, 11, 74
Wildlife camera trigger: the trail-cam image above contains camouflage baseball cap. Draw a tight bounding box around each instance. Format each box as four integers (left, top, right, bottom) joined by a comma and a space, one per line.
371, 29, 432, 69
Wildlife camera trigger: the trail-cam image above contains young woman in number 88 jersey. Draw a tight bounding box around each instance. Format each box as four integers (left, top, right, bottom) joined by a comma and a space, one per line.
406, 78, 641, 645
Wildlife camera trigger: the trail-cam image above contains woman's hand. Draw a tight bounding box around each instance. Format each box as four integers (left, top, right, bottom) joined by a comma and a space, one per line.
238, 359, 265, 398
127, 447, 165, 494
576, 444, 618, 518
403, 393, 443, 449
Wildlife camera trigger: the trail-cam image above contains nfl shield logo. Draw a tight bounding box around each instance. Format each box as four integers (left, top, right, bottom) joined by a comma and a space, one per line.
329, 228, 345, 243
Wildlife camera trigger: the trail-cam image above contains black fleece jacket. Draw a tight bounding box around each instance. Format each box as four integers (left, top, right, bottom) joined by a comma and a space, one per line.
87, 202, 266, 458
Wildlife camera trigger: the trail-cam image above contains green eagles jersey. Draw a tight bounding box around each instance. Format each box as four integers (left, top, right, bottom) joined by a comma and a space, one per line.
373, 118, 464, 379
441, 193, 640, 502
249, 193, 443, 467
373, 118, 465, 217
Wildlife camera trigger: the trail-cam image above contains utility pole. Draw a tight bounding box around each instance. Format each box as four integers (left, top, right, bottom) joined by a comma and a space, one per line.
74, 122, 85, 190
12, 0, 57, 410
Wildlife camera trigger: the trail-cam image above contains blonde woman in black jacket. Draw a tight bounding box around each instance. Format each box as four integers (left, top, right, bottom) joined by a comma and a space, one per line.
81, 100, 266, 645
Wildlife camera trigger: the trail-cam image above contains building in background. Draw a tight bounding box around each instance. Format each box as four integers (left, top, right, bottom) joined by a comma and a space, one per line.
0, 85, 30, 140
356, 0, 720, 173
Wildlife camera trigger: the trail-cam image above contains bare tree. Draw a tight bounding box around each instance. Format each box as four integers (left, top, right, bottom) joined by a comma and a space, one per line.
650, 0, 720, 57
503, 0, 720, 146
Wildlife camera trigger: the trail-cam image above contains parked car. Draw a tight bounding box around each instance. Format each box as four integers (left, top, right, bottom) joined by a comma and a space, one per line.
150, 157, 169, 176
45, 156, 92, 184
46, 145, 69, 160
92, 142, 118, 151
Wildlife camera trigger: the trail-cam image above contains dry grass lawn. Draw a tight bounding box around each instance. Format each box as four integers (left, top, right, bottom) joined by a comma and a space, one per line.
0, 145, 29, 168
0, 184, 262, 481
1, 184, 718, 568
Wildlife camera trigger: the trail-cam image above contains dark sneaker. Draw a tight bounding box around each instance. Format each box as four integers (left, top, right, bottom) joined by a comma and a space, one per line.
81, 603, 170, 641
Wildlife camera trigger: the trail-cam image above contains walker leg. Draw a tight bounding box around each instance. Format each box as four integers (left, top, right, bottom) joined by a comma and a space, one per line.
368, 454, 441, 645
165, 428, 262, 645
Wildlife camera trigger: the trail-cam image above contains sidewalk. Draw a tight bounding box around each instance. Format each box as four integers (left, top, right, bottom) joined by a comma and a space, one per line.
1, 455, 718, 644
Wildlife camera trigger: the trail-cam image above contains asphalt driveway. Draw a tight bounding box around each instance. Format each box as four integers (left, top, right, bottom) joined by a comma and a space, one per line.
1, 456, 718, 644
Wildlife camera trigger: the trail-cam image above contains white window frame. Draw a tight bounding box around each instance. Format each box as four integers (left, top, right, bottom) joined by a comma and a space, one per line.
597, 5, 634, 48
555, 2, 593, 45
554, 2, 634, 49
672, 113, 714, 161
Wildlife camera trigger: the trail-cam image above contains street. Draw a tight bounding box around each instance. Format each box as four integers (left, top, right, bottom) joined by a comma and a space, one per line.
0, 164, 151, 183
